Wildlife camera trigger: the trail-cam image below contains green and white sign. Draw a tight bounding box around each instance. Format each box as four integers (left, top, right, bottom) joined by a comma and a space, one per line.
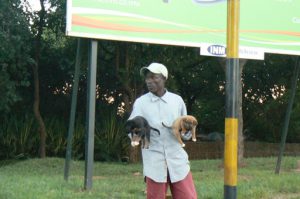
66, 0, 300, 60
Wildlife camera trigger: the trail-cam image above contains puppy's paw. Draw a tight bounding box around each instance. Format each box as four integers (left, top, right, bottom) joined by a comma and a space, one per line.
192, 138, 197, 142
131, 141, 139, 147
181, 143, 186, 147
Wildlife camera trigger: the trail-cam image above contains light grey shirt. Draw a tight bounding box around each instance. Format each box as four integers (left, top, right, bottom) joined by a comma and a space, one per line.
129, 91, 190, 183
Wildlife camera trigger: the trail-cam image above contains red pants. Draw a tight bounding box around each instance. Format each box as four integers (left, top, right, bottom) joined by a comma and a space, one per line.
146, 172, 197, 199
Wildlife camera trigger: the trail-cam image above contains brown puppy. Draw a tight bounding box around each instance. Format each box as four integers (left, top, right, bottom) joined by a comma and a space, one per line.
162, 115, 198, 147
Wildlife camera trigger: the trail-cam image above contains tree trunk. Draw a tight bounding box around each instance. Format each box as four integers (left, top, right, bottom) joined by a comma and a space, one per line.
238, 59, 247, 166
115, 43, 135, 114
115, 43, 138, 162
32, 0, 47, 158
33, 63, 47, 158
123, 43, 134, 113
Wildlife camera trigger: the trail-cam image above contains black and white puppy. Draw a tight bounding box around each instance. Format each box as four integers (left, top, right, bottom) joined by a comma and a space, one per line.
125, 116, 160, 149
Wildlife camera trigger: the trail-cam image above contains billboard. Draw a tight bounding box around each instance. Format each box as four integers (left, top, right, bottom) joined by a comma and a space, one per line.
66, 0, 300, 60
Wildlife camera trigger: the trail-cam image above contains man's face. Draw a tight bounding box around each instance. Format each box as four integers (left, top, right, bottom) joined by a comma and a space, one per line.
145, 72, 166, 95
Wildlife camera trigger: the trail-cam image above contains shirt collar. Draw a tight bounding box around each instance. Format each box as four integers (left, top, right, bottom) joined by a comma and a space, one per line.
149, 90, 168, 103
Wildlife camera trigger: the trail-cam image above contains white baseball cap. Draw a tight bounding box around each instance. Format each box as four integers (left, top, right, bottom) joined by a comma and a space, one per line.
140, 63, 168, 79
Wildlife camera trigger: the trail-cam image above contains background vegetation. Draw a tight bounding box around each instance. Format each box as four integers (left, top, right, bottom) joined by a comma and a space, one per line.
0, 0, 300, 160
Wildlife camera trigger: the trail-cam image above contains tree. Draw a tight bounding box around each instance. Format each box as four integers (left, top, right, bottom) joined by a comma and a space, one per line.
0, 0, 32, 114
242, 54, 295, 142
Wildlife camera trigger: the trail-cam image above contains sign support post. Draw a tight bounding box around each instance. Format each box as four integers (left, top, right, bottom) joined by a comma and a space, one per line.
84, 40, 98, 190
64, 39, 82, 181
224, 0, 240, 198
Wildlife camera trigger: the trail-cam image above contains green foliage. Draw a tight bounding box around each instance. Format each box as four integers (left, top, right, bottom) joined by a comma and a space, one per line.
0, 71, 21, 112
0, 111, 130, 161
242, 54, 298, 142
0, 114, 38, 159
71, 119, 86, 160
44, 116, 85, 160
45, 117, 68, 157
95, 110, 129, 161
284, 87, 300, 143
0, 0, 32, 113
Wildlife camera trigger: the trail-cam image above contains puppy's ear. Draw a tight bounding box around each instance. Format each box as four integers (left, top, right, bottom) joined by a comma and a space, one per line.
193, 119, 198, 126
125, 120, 133, 133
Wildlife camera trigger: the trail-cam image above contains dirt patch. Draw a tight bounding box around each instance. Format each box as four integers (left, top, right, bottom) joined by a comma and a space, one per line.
272, 193, 300, 199
295, 160, 300, 172
93, 175, 106, 180
133, 172, 141, 176
77, 175, 106, 180
238, 175, 252, 182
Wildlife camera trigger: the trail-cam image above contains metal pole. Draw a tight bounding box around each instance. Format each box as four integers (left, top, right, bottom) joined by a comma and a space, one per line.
64, 39, 82, 181
224, 1, 240, 199
275, 56, 300, 174
84, 40, 98, 190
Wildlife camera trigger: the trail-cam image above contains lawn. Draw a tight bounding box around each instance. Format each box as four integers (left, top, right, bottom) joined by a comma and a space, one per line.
0, 156, 299, 199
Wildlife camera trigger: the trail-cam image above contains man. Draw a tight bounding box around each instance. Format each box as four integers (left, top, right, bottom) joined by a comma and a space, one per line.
128, 62, 197, 199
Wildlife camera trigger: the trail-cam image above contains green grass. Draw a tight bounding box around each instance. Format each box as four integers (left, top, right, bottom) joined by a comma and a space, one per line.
0, 157, 299, 199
